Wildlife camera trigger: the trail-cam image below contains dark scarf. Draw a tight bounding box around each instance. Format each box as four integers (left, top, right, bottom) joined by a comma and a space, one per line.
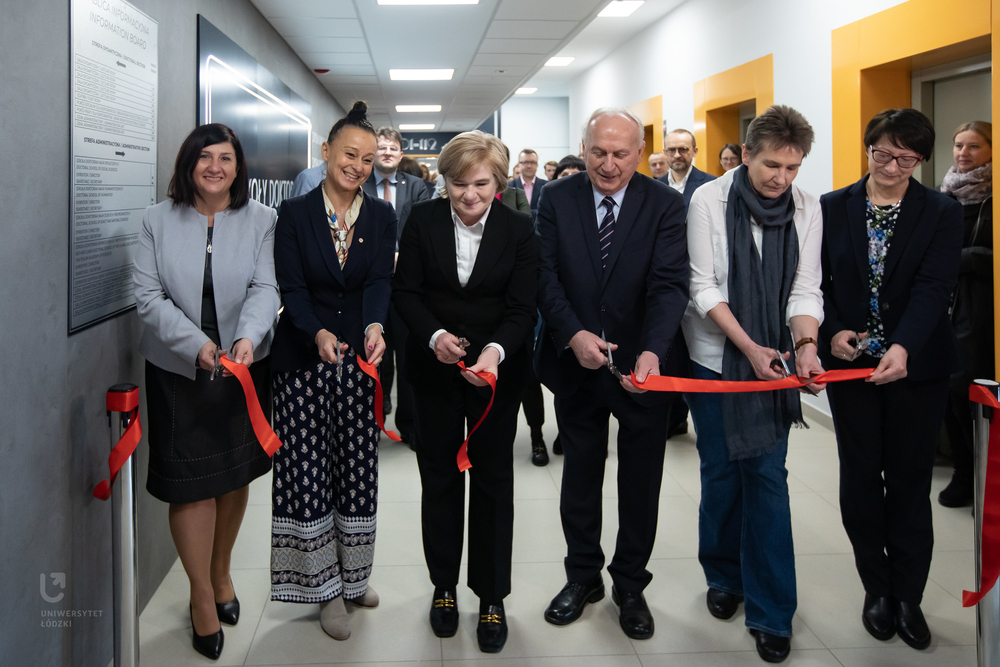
722, 165, 803, 460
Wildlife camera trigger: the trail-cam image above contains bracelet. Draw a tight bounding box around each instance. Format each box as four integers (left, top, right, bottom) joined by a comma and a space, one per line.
794, 337, 818, 352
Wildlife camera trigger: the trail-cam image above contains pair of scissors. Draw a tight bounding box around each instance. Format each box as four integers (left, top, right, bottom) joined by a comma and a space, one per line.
210, 347, 227, 381
848, 331, 870, 362
769, 351, 790, 378
457, 337, 471, 351
600, 332, 624, 381
335, 344, 343, 381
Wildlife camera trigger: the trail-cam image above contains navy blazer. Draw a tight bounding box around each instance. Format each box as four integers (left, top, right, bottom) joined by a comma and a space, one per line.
508, 176, 547, 218
535, 171, 689, 405
657, 165, 716, 208
269, 185, 397, 373
363, 170, 429, 239
819, 176, 963, 381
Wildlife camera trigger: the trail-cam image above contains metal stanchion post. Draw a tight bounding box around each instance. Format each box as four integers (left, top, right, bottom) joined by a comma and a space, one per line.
108, 383, 140, 667
975, 379, 1000, 667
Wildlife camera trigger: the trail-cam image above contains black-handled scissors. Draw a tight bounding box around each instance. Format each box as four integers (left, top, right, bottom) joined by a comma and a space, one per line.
601, 332, 624, 381
210, 346, 226, 381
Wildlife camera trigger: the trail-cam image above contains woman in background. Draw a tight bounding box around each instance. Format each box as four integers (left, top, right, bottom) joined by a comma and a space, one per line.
134, 123, 280, 660
937, 121, 993, 508
719, 143, 741, 171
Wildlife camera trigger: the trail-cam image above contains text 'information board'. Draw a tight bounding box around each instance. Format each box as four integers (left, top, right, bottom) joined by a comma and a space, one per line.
70, 0, 157, 333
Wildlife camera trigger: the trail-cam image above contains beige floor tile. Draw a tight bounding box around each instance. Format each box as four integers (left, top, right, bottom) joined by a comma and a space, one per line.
230, 503, 273, 570
248, 470, 274, 505
446, 657, 641, 667
790, 493, 855, 556
639, 649, 842, 666
784, 446, 843, 495
928, 550, 975, 603
831, 644, 976, 666
139, 568, 271, 667
245, 565, 442, 665
440, 562, 635, 661
632, 558, 823, 655
372, 500, 426, 566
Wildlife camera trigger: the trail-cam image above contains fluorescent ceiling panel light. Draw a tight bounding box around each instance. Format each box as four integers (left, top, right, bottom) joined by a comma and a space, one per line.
598, 1, 644, 17
390, 69, 454, 80
395, 104, 443, 112
544, 57, 575, 67
378, 0, 477, 4
399, 123, 436, 130
515, 87, 537, 95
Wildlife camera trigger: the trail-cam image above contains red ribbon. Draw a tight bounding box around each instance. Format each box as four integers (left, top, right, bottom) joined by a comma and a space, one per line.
631, 367, 874, 393
964, 384, 1000, 607
356, 356, 403, 442
455, 361, 497, 472
94, 388, 142, 501
217, 355, 283, 457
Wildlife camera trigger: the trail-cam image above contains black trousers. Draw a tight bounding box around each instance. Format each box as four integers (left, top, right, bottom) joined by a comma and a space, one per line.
555, 370, 668, 593
827, 374, 949, 604
520, 363, 545, 431
412, 355, 524, 602
382, 304, 416, 439
943, 383, 975, 484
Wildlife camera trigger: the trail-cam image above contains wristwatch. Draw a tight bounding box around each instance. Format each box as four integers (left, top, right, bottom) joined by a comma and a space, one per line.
794, 337, 818, 352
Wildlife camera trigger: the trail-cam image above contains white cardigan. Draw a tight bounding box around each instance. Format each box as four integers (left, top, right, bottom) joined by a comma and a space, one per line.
680, 168, 824, 374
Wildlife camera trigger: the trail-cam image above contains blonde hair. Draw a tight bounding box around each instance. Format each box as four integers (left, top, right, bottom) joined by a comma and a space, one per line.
437, 130, 509, 198
954, 121, 992, 146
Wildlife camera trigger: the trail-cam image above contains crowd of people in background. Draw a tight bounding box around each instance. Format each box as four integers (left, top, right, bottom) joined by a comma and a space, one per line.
134, 98, 991, 663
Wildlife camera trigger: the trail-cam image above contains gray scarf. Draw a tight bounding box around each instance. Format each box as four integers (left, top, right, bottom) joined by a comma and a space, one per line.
940, 162, 992, 205
722, 165, 803, 460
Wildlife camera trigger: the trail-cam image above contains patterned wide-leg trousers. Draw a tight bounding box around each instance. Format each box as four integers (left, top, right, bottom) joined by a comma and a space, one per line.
270, 353, 379, 603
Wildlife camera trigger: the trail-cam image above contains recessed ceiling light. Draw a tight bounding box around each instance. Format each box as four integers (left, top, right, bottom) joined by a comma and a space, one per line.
399, 123, 436, 130
396, 105, 442, 112
544, 57, 575, 67
390, 69, 454, 80
598, 1, 644, 17
378, 0, 477, 3
515, 87, 537, 95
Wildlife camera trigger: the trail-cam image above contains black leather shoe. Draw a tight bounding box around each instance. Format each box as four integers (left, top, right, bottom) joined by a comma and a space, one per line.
749, 629, 790, 663
667, 420, 689, 439
477, 601, 508, 653
215, 595, 240, 626
861, 593, 894, 640
190, 605, 224, 660
939, 474, 974, 507
544, 579, 605, 625
611, 586, 654, 639
706, 588, 743, 620
893, 600, 931, 650
531, 442, 549, 466
383, 396, 393, 416
429, 588, 459, 638
552, 435, 563, 455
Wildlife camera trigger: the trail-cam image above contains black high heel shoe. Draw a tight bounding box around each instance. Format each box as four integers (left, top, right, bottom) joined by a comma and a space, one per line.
190, 605, 224, 660
216, 596, 240, 626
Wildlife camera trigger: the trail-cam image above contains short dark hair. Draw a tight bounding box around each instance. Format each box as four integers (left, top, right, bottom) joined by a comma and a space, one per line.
168, 123, 249, 209
745, 105, 815, 158
719, 143, 741, 159
554, 154, 586, 178
327, 100, 376, 143
397, 156, 423, 178
667, 128, 697, 150
863, 108, 935, 161
375, 126, 403, 147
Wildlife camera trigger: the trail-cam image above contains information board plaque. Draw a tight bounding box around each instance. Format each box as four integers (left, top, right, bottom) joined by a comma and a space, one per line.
70, 0, 157, 333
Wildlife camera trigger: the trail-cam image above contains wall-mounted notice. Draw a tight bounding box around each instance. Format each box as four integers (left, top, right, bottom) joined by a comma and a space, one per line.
70, 0, 157, 333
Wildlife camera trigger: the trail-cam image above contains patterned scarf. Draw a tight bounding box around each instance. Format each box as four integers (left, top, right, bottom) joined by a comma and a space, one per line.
322, 186, 364, 268
940, 162, 993, 205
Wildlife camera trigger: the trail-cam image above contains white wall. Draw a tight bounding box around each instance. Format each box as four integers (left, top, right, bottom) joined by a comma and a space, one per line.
500, 96, 571, 177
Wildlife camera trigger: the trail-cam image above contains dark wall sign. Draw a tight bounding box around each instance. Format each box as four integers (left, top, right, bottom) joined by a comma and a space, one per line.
196, 16, 311, 208
401, 132, 459, 155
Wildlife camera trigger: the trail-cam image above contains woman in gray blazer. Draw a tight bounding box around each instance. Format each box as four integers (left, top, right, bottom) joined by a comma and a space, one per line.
133, 123, 280, 660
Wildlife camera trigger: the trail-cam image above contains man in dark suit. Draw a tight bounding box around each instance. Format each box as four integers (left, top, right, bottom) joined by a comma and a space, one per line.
363, 127, 429, 444
659, 129, 716, 208
508, 148, 547, 219
537, 108, 689, 640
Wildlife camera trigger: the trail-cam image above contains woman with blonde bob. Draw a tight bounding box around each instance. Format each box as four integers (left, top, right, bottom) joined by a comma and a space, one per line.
393, 130, 538, 653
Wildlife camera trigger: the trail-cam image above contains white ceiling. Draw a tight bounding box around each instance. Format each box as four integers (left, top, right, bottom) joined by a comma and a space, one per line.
249, 0, 688, 131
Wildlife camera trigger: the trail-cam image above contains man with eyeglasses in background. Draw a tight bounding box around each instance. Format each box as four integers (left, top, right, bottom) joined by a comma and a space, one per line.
660, 129, 716, 208
508, 148, 547, 219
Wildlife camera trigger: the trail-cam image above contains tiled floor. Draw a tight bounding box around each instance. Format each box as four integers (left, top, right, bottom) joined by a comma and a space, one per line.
140, 389, 978, 666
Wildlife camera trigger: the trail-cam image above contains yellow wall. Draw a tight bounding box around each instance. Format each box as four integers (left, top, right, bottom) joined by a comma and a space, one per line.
693, 55, 773, 176
628, 95, 664, 177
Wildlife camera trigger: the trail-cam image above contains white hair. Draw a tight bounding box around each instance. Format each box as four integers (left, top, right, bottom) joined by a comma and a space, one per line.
583, 107, 645, 147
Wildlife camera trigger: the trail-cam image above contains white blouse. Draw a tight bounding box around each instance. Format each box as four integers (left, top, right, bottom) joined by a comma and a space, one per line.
681, 168, 825, 374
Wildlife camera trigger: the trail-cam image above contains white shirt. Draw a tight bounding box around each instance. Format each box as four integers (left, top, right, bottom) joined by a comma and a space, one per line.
681, 168, 824, 373
428, 203, 505, 362
667, 164, 693, 194
375, 171, 396, 209
592, 184, 628, 226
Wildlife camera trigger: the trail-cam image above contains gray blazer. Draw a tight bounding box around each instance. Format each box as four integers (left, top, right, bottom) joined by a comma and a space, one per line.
133, 199, 280, 379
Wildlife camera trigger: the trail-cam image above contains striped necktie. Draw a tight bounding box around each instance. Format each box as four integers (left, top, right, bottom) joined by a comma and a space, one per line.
599, 196, 616, 270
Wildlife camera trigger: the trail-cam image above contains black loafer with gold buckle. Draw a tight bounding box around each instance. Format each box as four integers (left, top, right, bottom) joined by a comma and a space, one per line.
477, 601, 508, 653
429, 588, 459, 637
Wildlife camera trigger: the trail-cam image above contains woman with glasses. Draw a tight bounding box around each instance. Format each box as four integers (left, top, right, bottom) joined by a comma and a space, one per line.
819, 108, 963, 651
719, 143, 742, 172
937, 121, 993, 508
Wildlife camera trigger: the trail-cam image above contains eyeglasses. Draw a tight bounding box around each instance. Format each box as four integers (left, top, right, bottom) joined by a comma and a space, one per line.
665, 147, 691, 155
869, 147, 921, 169
519, 159, 538, 165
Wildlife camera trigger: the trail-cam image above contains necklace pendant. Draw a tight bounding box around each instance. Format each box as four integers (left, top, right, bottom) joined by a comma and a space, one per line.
207, 242, 212, 254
